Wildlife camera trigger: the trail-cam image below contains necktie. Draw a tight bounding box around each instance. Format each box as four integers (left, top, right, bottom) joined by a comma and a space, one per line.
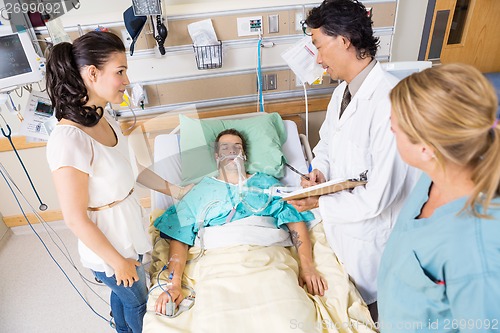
339, 85, 351, 119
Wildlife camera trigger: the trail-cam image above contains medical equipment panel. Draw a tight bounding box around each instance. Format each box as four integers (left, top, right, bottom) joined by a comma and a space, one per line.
0, 32, 44, 91
18, 90, 55, 141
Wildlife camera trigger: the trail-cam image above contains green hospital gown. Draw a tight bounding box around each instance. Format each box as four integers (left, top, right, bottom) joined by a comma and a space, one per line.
154, 172, 314, 245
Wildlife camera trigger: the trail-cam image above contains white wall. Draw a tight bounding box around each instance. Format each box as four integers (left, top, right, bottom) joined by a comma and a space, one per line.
391, 0, 429, 61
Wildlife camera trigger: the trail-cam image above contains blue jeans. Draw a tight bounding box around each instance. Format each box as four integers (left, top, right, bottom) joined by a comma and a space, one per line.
93, 256, 148, 333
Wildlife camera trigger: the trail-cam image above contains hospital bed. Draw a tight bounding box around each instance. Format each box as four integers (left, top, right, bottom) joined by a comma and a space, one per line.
144, 113, 376, 333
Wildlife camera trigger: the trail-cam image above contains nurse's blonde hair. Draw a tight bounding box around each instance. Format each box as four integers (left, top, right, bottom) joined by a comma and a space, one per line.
390, 63, 500, 217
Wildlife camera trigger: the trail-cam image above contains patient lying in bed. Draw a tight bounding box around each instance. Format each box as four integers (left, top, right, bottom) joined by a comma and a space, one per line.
154, 129, 328, 313
146, 124, 376, 332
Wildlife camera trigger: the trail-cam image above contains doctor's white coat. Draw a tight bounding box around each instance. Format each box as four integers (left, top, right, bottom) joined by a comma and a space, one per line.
312, 62, 418, 304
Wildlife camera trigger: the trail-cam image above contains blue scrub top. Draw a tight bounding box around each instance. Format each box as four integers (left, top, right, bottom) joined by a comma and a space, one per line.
155, 172, 314, 245
378, 174, 500, 332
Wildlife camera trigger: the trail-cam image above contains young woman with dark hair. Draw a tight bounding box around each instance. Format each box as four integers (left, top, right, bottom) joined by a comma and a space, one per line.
45, 31, 186, 333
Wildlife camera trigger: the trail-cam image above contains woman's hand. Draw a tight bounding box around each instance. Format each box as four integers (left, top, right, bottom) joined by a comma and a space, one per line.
113, 258, 141, 287
299, 264, 328, 296
114, 258, 140, 287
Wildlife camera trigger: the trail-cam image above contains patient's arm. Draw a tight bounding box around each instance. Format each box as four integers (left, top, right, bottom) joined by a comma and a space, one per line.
287, 222, 328, 296
155, 239, 189, 314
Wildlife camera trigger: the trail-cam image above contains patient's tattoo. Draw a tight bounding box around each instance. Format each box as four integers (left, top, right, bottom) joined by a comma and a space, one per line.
291, 230, 302, 249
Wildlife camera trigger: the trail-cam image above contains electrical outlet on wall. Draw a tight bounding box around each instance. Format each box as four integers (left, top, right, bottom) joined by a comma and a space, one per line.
267, 73, 277, 90
257, 73, 277, 91
268, 14, 279, 34
295, 12, 304, 32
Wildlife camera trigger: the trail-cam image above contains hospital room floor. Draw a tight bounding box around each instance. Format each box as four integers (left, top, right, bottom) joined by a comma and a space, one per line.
0, 223, 120, 333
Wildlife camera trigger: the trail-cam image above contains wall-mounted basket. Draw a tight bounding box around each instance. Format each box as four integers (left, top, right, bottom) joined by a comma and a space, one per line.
193, 41, 223, 70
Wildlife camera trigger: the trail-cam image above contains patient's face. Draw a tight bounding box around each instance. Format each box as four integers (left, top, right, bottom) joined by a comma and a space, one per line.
216, 134, 245, 170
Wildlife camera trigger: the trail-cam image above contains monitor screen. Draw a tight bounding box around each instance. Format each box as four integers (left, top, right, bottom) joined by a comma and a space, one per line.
0, 34, 32, 79
35, 99, 54, 117
0, 32, 43, 91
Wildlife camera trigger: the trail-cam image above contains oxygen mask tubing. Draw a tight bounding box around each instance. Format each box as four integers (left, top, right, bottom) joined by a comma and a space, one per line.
218, 152, 273, 214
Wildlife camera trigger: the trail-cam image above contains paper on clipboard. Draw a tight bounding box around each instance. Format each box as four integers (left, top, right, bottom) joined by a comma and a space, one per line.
281, 35, 324, 85
281, 178, 367, 201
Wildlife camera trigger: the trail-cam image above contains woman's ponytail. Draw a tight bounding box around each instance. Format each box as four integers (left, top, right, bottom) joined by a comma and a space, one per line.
45, 31, 125, 127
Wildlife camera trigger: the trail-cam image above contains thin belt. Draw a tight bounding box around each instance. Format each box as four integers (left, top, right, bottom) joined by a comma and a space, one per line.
87, 188, 134, 212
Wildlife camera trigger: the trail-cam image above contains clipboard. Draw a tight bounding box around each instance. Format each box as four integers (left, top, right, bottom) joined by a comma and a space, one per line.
281, 179, 367, 200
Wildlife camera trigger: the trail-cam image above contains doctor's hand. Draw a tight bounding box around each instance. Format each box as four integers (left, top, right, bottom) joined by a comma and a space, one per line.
299, 264, 328, 296
301, 169, 326, 188
288, 196, 319, 212
114, 258, 141, 287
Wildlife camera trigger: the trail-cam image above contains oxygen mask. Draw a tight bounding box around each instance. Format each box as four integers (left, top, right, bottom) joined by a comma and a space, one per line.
216, 146, 246, 171
216, 146, 273, 213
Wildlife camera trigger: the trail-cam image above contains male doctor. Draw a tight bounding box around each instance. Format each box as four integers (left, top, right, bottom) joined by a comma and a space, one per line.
288, 0, 417, 322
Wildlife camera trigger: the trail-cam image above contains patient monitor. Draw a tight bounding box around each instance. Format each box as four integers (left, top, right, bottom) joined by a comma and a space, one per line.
0, 32, 44, 92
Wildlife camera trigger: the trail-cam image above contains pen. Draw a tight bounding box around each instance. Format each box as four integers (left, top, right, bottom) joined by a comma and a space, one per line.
285, 162, 310, 181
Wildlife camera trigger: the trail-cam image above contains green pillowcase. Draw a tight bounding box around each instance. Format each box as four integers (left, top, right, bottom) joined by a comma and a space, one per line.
179, 113, 287, 184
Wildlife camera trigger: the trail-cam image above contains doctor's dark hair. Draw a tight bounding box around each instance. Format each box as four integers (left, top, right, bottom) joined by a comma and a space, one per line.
45, 31, 125, 127
306, 0, 379, 59
390, 63, 500, 218
215, 129, 248, 157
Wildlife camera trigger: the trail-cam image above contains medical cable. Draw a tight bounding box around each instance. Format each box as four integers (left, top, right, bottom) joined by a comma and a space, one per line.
156, 254, 179, 294
13, 85, 23, 98
0, 164, 113, 327
149, 263, 196, 318
114, 96, 137, 132
239, 185, 274, 214
0, 114, 47, 211
149, 282, 196, 299
155, 257, 196, 298
0, 162, 110, 295
2, 91, 23, 121
156, 265, 173, 299
232, 154, 273, 213
303, 82, 309, 141
35, 82, 46, 93
257, 34, 265, 112
187, 199, 223, 264
232, 153, 246, 193
148, 282, 195, 318
7, 91, 19, 112
218, 153, 273, 213
9, 170, 107, 289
